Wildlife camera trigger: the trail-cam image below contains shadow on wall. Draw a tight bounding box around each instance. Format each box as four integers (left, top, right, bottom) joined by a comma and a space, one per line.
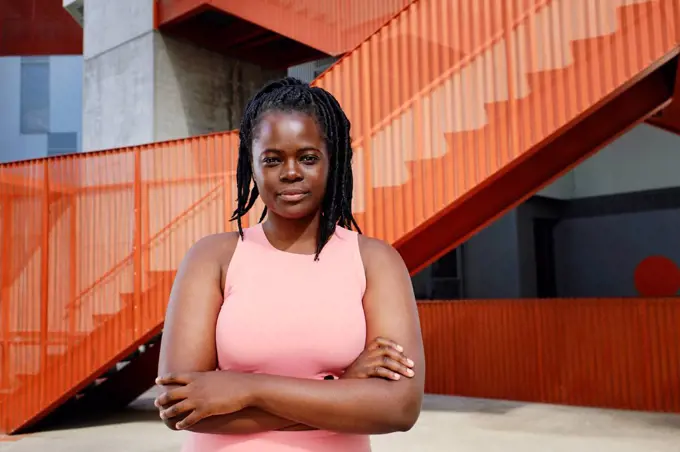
153, 34, 285, 141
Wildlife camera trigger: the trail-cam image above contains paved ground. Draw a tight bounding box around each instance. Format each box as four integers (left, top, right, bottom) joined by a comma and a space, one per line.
2, 390, 680, 451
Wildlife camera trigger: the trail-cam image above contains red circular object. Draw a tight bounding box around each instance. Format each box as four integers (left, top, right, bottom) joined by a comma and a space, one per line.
634, 256, 680, 297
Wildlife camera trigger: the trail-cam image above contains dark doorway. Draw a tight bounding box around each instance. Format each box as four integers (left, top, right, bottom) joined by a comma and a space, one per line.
533, 218, 558, 298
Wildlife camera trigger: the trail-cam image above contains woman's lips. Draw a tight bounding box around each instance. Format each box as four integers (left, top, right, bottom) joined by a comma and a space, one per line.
278, 190, 308, 202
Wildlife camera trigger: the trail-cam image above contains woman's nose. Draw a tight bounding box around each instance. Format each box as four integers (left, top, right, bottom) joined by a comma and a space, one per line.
280, 160, 301, 181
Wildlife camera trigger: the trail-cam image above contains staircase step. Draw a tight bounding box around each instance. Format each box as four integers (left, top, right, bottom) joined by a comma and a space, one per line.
92, 314, 117, 326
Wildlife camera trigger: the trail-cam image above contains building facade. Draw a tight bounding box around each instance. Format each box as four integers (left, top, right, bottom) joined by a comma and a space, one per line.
0, 0, 84, 163
0, 55, 83, 162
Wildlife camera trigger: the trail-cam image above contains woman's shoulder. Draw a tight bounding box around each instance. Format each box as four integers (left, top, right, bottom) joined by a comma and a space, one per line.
184, 231, 241, 268
357, 235, 407, 276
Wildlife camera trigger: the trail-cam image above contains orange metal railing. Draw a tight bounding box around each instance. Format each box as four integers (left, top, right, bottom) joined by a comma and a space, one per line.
2, 0, 679, 434
0, 139, 246, 432
418, 298, 680, 413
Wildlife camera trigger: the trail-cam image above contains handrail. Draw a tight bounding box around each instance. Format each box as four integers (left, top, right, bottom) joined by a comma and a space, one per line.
64, 181, 225, 314
327, 0, 554, 149
2, 166, 233, 196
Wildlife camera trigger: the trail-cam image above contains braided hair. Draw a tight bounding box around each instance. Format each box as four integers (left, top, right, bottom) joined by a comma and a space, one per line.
230, 77, 361, 260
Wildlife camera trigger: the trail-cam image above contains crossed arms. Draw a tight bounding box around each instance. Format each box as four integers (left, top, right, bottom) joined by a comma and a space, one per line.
156, 233, 425, 435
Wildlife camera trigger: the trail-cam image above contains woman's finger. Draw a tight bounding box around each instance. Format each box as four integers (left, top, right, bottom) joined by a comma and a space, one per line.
371, 337, 404, 352
379, 356, 415, 378
156, 373, 193, 386
176, 409, 206, 430
160, 399, 194, 420
369, 356, 415, 379
155, 385, 189, 407
370, 364, 403, 381
379, 345, 415, 368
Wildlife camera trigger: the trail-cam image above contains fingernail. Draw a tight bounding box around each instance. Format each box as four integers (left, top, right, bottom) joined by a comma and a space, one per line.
396, 345, 404, 352
407, 359, 414, 367
407, 369, 415, 377
393, 374, 401, 380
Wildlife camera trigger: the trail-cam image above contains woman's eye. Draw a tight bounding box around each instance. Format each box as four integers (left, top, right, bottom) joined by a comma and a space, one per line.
263, 157, 279, 165
300, 155, 319, 164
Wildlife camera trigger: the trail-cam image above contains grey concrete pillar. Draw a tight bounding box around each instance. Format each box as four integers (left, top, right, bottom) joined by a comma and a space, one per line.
82, 0, 284, 152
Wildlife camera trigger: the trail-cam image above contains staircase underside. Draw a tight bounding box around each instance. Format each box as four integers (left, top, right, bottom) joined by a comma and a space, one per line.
156, 0, 414, 68
157, 5, 328, 69
647, 58, 680, 134
25, 338, 162, 433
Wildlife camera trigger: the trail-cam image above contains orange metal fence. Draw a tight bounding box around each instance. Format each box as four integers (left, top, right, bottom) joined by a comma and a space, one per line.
418, 298, 680, 412
0, 140, 242, 432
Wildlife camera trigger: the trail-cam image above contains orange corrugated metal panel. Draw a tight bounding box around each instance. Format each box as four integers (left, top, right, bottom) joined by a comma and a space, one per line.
158, 0, 414, 55
314, 0, 678, 267
418, 299, 680, 412
1, 0, 679, 434
0, 0, 82, 56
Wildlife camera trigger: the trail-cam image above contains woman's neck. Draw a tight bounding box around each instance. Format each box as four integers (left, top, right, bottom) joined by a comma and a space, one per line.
262, 212, 320, 252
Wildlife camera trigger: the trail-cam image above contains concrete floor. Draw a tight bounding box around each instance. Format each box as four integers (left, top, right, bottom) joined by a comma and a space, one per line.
2, 391, 680, 451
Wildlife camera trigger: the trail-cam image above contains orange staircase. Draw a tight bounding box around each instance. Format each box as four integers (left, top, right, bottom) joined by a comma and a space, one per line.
316, 0, 679, 273
0, 164, 228, 432
1, 0, 679, 434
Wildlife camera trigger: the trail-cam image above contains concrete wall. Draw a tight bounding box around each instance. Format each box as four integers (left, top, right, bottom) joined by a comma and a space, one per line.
154, 35, 283, 140
540, 124, 680, 200
0, 55, 83, 163
82, 0, 284, 152
287, 57, 339, 84
462, 210, 523, 299
554, 208, 680, 297
455, 190, 680, 300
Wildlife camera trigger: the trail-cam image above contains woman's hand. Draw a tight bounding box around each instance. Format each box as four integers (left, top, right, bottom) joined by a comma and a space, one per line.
277, 337, 415, 432
155, 371, 253, 430
341, 337, 415, 381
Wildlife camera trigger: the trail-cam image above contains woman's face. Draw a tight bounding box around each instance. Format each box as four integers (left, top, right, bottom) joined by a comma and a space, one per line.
251, 111, 329, 220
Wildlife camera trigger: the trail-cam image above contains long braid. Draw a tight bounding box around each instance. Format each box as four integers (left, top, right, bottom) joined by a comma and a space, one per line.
231, 77, 361, 259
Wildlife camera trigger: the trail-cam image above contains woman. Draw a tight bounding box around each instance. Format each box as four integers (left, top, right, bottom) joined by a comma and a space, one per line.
155, 77, 425, 451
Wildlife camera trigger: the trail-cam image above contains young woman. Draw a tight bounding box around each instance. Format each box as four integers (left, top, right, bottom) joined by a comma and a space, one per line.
155, 77, 425, 451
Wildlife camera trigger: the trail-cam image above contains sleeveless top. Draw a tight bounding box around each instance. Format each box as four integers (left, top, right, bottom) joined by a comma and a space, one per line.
182, 223, 372, 452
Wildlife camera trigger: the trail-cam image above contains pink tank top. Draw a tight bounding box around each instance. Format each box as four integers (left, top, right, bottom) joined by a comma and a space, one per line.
182, 223, 371, 452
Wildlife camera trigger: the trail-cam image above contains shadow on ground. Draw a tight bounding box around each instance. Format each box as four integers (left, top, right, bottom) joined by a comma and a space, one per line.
24, 393, 161, 433
422, 394, 525, 415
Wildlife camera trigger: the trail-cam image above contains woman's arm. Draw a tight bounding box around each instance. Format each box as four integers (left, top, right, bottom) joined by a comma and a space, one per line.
179, 408, 313, 434
157, 233, 307, 433
242, 237, 425, 434
156, 336, 419, 431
